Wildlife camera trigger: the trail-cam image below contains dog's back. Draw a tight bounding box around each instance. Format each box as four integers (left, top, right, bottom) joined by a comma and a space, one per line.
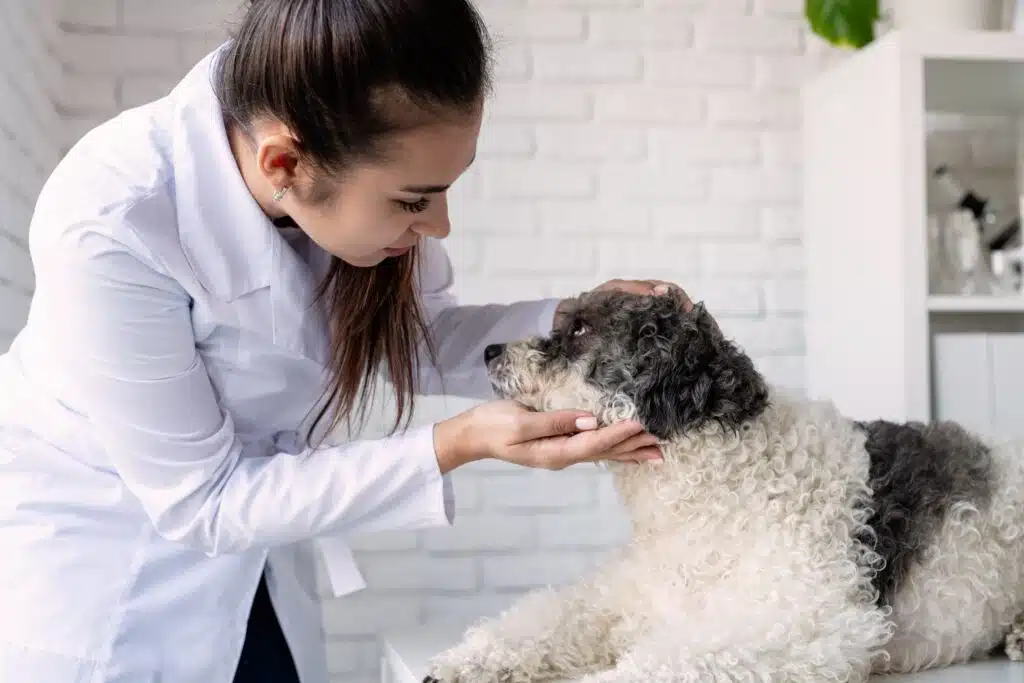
845, 416, 1024, 673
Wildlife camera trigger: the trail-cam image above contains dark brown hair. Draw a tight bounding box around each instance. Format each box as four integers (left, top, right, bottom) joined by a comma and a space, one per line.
215, 0, 493, 442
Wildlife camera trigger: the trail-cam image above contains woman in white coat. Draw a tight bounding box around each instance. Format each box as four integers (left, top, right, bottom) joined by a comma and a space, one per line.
0, 1, 674, 682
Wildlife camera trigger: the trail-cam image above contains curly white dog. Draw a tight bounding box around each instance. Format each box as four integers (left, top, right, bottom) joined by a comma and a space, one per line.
423, 287, 1024, 683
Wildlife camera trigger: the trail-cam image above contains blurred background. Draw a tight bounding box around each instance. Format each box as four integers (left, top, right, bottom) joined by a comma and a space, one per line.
1, 1, 1020, 681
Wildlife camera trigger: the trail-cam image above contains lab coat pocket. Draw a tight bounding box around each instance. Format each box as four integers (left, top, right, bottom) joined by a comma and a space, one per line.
192, 277, 327, 381
191, 285, 324, 437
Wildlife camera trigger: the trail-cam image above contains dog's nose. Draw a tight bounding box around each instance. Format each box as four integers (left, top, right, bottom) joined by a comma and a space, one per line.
484, 343, 505, 364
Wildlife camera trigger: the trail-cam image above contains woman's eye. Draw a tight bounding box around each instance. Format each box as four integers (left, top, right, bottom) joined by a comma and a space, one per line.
396, 197, 430, 213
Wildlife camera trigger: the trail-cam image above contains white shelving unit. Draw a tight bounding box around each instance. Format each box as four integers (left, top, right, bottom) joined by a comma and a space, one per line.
927, 295, 1024, 313
803, 29, 1024, 438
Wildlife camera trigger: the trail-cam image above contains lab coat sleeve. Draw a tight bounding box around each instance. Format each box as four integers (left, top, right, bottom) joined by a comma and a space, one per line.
415, 238, 563, 398
36, 226, 453, 557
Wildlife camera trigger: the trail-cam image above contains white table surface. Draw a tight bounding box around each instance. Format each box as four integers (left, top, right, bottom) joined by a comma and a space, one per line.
380, 620, 1024, 683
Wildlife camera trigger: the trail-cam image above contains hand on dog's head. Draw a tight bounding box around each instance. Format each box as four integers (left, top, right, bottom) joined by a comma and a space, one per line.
487, 289, 770, 441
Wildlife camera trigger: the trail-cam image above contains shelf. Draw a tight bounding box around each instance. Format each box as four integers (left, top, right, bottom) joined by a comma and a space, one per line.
814, 30, 1024, 114
928, 295, 1024, 313
897, 28, 1024, 61
802, 28, 1024, 425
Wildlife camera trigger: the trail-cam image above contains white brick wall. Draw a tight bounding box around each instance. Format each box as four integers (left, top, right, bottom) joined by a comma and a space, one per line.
46, 2, 1022, 682
0, 0, 62, 351
58, 0, 237, 151
52, 2, 825, 681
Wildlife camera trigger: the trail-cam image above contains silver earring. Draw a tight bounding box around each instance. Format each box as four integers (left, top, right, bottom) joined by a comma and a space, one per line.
273, 186, 290, 202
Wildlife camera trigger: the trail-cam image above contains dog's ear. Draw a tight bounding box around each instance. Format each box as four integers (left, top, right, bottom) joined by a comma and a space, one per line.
631, 302, 770, 439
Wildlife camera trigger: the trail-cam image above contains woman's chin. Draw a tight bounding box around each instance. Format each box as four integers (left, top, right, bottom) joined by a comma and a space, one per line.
382, 245, 413, 258
337, 252, 386, 268
334, 245, 413, 268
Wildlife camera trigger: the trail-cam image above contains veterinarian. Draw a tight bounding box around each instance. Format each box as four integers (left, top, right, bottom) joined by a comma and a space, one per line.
0, 1, 679, 682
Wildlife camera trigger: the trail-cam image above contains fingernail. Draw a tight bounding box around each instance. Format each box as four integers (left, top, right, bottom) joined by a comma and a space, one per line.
575, 416, 598, 430
654, 284, 670, 295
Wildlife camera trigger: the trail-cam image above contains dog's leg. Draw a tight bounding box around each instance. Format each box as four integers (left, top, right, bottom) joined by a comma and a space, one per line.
572, 630, 878, 683
423, 571, 627, 683
1004, 612, 1024, 662
569, 597, 891, 683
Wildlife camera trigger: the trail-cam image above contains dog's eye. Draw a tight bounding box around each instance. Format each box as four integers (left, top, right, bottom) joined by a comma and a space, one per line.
571, 321, 589, 337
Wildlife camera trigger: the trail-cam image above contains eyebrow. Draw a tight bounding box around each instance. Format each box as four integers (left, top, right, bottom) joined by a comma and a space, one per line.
399, 154, 476, 195
400, 182, 451, 194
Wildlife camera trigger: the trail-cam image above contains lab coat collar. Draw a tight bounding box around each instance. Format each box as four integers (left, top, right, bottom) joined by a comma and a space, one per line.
167, 43, 332, 367
169, 42, 277, 302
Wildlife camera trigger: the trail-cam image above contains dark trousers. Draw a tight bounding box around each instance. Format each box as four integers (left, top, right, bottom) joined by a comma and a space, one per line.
232, 572, 301, 683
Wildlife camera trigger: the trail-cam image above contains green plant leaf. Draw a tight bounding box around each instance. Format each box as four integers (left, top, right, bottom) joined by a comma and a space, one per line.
805, 0, 880, 48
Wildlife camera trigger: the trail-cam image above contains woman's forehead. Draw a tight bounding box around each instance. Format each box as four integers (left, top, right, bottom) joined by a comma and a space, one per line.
374, 117, 481, 187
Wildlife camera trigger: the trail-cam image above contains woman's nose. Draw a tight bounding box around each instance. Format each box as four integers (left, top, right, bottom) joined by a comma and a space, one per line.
411, 194, 450, 239
416, 219, 450, 240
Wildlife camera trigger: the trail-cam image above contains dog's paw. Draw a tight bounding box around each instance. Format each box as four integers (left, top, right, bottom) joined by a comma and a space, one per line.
422, 658, 513, 683
1005, 613, 1024, 662
422, 637, 527, 683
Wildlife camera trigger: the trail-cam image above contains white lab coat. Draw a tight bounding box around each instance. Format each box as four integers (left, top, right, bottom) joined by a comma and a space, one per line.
0, 43, 559, 683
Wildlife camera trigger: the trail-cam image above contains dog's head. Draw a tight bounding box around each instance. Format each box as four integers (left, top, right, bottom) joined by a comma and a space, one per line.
485, 289, 770, 441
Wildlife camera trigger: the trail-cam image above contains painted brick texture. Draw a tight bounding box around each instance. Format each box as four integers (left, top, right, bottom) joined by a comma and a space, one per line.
51, 2, 824, 681
42, 1, 1018, 683
0, 0, 62, 350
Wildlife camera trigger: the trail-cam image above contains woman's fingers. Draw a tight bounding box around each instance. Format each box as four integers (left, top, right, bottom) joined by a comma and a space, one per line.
561, 420, 646, 461
513, 420, 646, 470
501, 408, 664, 470
608, 446, 664, 463
642, 279, 673, 295
605, 432, 662, 457
512, 408, 599, 443
594, 279, 695, 312
594, 279, 665, 296
649, 281, 694, 311
604, 432, 663, 464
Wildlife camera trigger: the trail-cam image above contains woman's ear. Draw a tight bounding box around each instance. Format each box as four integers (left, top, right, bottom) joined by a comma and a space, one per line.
255, 132, 302, 190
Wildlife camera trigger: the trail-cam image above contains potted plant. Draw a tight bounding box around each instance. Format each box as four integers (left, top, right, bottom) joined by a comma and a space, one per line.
805, 0, 881, 48
806, 0, 1005, 49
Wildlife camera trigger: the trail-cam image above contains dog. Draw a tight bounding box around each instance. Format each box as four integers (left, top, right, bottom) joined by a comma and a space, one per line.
423, 287, 1024, 683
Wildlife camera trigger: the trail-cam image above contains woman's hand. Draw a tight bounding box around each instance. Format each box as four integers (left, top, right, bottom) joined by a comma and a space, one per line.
433, 400, 663, 474
554, 279, 693, 328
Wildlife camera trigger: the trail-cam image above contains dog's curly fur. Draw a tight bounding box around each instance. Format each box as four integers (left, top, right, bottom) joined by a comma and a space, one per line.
423, 289, 1024, 683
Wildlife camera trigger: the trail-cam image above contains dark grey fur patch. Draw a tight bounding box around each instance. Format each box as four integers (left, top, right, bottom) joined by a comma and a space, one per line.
852, 419, 994, 607
546, 291, 771, 440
